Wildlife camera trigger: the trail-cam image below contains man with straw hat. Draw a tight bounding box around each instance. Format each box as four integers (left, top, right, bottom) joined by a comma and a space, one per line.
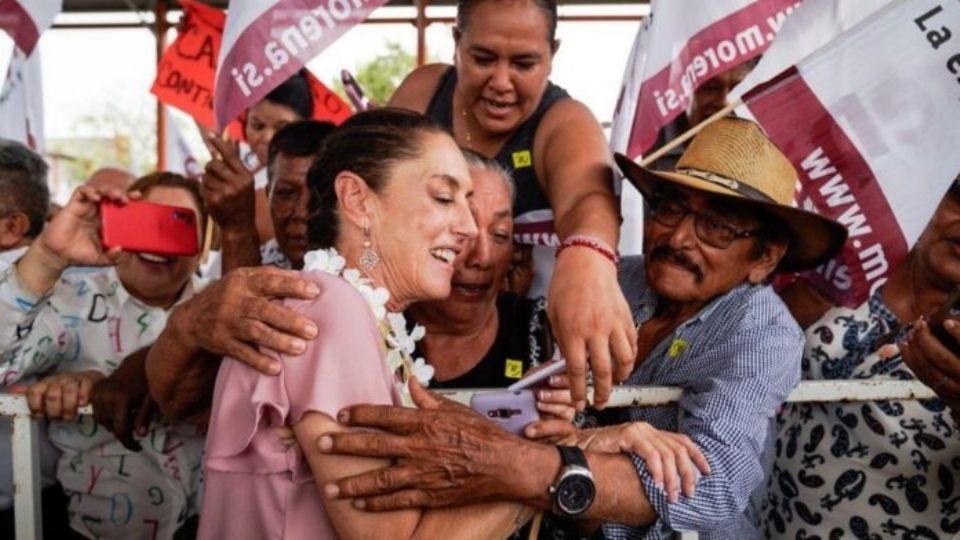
313, 117, 848, 539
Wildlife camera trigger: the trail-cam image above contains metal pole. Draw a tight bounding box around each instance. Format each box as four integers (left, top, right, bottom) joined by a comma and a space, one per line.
155, 0, 169, 171
416, 0, 430, 66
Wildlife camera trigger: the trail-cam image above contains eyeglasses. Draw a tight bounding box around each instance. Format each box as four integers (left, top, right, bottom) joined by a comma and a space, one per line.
648, 195, 761, 249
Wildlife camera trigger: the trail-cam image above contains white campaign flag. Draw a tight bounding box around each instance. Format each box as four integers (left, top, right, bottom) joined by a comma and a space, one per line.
0, 0, 61, 55
611, 0, 802, 254
214, 0, 387, 129
736, 0, 960, 307
162, 110, 203, 180
0, 45, 43, 152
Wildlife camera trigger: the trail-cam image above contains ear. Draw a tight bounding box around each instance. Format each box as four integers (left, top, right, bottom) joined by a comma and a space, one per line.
0, 212, 31, 250
452, 27, 462, 45
334, 171, 375, 230
552, 38, 561, 55
748, 239, 788, 284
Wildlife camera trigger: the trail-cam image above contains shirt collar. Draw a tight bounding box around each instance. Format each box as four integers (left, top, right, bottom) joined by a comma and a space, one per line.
633, 280, 758, 333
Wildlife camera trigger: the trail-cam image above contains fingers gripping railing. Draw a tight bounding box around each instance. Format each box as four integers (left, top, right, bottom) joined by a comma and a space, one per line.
0, 380, 939, 539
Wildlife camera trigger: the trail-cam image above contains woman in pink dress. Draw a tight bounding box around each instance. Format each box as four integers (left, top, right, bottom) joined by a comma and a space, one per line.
198, 109, 534, 539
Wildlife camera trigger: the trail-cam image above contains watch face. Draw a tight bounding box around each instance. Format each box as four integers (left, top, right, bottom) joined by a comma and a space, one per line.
557, 474, 596, 515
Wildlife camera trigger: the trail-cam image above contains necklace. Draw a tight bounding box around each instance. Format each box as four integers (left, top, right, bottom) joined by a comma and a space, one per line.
302, 247, 434, 405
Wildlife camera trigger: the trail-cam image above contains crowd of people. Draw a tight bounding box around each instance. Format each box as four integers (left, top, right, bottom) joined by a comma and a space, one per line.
1, 0, 959, 539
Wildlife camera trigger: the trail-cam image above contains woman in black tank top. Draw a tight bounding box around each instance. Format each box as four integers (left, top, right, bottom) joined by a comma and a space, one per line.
388, 0, 637, 414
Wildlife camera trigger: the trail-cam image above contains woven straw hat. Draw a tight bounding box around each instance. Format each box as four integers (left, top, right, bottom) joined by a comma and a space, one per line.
615, 117, 847, 272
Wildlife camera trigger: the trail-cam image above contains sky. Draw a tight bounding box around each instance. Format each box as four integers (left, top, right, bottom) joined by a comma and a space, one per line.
0, 5, 648, 142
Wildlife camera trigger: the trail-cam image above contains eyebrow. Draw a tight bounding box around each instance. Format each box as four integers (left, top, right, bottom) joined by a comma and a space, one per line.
468, 45, 542, 62
493, 209, 512, 220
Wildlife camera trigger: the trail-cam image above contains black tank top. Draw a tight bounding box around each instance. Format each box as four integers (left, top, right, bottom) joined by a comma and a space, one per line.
425, 67, 570, 248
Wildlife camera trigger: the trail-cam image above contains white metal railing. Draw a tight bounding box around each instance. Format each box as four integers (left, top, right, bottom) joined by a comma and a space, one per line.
1, 380, 940, 539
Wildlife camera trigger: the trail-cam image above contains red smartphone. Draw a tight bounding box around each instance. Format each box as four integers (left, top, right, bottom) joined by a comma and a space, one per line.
470, 390, 540, 435
100, 200, 200, 257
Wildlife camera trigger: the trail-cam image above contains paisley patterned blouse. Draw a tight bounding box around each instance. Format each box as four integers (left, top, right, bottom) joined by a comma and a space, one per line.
762, 290, 960, 539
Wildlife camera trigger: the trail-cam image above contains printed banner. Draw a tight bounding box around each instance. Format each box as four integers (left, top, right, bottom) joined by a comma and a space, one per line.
151, 0, 225, 129
610, 0, 801, 161
739, 0, 960, 307
162, 111, 203, 180
0, 0, 61, 55
214, 0, 386, 130
0, 45, 43, 151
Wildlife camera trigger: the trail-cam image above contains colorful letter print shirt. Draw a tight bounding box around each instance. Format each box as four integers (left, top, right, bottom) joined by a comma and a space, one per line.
0, 264, 207, 539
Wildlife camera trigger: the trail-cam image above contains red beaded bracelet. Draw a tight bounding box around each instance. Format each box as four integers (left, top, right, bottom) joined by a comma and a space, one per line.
555, 235, 619, 266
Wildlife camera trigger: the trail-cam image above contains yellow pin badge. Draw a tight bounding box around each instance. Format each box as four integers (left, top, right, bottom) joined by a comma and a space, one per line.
667, 338, 689, 359
512, 149, 532, 169
505, 359, 524, 379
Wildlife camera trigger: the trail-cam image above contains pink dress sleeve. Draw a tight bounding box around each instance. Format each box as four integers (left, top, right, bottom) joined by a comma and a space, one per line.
204, 271, 398, 473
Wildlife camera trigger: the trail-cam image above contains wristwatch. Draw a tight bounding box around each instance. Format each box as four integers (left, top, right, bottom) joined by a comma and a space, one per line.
550, 445, 596, 516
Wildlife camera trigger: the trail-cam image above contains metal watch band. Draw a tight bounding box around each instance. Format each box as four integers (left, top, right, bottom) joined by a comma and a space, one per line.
557, 445, 589, 469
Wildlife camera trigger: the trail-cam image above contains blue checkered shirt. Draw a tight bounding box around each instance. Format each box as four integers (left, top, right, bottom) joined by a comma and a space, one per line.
599, 256, 803, 539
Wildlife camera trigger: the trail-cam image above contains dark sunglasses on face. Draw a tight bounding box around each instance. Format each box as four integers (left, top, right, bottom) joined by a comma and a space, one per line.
648, 194, 762, 249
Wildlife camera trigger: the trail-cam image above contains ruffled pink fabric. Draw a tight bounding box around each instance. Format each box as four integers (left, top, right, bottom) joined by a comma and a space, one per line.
198, 271, 399, 539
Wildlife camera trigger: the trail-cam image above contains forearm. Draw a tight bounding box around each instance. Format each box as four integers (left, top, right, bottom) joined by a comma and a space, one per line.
13, 244, 65, 298
220, 225, 262, 273
552, 183, 621, 246
145, 314, 220, 421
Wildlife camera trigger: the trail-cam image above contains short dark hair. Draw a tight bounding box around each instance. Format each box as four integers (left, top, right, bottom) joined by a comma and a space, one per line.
129, 172, 208, 233
0, 139, 50, 238
457, 0, 558, 43
306, 108, 447, 249
266, 120, 336, 179
263, 70, 314, 120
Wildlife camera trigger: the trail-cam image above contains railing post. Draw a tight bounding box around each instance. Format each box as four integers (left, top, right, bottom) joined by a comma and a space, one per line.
12, 413, 41, 539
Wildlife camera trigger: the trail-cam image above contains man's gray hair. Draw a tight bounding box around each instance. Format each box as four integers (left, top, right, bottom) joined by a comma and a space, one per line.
461, 149, 515, 204
0, 138, 50, 238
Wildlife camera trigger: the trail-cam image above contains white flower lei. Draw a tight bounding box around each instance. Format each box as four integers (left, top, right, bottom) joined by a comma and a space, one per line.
302, 248, 434, 403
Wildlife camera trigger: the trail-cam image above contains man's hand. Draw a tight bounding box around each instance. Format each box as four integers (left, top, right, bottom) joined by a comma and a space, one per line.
201, 135, 256, 232
525, 420, 710, 503
319, 380, 559, 511
19, 371, 105, 422
548, 248, 637, 410
90, 348, 154, 451
171, 266, 321, 374
902, 318, 960, 419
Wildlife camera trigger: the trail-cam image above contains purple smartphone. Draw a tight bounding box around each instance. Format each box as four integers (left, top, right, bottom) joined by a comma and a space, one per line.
470, 390, 539, 435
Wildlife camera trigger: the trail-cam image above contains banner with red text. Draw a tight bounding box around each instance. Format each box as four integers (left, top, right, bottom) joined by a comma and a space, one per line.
0, 46, 43, 152
0, 0, 60, 55
215, 0, 386, 130
151, 0, 224, 129
610, 0, 801, 161
737, 0, 960, 307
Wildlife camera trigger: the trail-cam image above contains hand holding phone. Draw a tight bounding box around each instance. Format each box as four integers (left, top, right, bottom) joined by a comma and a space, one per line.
100, 199, 200, 257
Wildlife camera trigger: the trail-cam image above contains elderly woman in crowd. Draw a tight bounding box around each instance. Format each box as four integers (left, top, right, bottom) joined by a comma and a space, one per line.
391, 0, 636, 409
408, 151, 555, 391
197, 108, 540, 539
0, 173, 207, 539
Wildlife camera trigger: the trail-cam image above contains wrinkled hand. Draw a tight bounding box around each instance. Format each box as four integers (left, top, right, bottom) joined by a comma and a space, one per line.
172, 266, 321, 373
19, 371, 105, 422
548, 248, 637, 410
534, 373, 576, 422
34, 186, 136, 270
902, 319, 960, 416
90, 351, 155, 451
526, 420, 710, 503
320, 380, 554, 511
201, 135, 256, 231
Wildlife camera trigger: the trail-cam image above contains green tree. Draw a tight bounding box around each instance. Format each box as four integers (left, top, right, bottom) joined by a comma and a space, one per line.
334, 42, 417, 106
